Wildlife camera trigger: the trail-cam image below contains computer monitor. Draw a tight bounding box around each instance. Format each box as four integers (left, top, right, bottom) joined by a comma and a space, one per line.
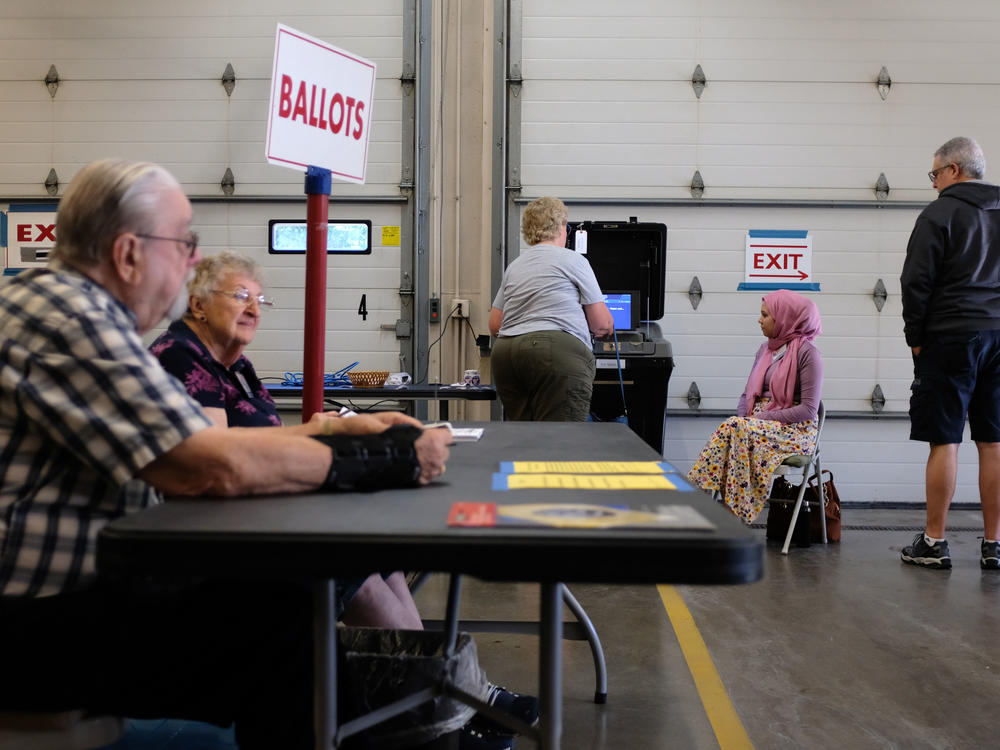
602, 290, 640, 332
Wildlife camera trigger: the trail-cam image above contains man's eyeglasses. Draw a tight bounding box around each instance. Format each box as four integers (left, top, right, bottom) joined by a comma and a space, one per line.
928, 163, 956, 183
212, 287, 275, 308
136, 232, 199, 258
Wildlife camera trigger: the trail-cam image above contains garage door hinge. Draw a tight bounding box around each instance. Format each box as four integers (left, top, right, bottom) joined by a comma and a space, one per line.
691, 64, 706, 99
877, 66, 891, 100
690, 170, 705, 199
688, 276, 703, 309
873, 279, 887, 311
871, 384, 886, 413
220, 168, 235, 196
874, 173, 890, 201
686, 382, 701, 410
44, 168, 58, 196
221, 63, 236, 97
44, 65, 59, 98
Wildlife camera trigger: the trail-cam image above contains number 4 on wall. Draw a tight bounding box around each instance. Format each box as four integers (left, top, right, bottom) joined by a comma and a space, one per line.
358, 293, 368, 321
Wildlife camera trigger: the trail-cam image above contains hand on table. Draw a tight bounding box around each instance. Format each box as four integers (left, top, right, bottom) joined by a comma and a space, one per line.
310, 410, 422, 436
415, 428, 450, 485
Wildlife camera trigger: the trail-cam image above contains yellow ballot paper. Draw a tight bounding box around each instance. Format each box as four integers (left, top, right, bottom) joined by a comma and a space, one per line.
503, 473, 677, 490
504, 461, 673, 475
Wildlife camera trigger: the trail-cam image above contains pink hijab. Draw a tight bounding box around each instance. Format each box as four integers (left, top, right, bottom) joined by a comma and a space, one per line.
741, 290, 822, 412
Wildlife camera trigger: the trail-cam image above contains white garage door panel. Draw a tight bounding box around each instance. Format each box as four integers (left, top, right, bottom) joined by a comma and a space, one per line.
524, 16, 697, 46
522, 123, 698, 146
523, 144, 691, 169
521, 92, 695, 124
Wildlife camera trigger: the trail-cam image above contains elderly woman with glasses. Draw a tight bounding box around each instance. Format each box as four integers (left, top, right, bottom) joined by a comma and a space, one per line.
152, 251, 399, 434
149, 251, 293, 429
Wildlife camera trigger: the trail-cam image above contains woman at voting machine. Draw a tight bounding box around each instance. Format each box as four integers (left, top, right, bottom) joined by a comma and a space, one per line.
489, 196, 615, 421
687, 289, 824, 523
151, 252, 540, 749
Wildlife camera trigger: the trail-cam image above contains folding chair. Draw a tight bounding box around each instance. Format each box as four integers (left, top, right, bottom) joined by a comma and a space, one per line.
770, 401, 827, 554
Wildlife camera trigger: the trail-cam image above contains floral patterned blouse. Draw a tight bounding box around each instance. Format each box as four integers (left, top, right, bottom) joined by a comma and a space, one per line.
149, 319, 281, 428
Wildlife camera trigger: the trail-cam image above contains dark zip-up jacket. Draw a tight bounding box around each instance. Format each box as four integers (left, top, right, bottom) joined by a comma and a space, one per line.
900, 180, 1000, 348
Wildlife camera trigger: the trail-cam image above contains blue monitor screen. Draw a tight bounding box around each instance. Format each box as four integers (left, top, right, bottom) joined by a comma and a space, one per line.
603, 290, 639, 331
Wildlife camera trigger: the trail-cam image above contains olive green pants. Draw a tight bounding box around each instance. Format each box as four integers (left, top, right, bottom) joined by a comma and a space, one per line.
492, 330, 596, 421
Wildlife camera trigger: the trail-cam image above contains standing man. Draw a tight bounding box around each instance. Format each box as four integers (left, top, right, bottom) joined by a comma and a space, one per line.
900, 136, 1000, 570
0, 159, 449, 748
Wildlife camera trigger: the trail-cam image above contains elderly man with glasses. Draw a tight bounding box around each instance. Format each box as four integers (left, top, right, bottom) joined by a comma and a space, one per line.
0, 158, 450, 749
900, 137, 1000, 571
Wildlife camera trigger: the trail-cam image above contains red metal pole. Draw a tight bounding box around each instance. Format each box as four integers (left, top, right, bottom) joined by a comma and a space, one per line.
303, 166, 332, 421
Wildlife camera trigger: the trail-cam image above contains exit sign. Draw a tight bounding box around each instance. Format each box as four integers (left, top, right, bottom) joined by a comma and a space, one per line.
739, 230, 819, 291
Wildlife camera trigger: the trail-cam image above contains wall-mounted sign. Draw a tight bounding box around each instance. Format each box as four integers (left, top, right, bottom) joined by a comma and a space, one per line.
3, 209, 58, 272
264, 23, 377, 183
739, 229, 819, 291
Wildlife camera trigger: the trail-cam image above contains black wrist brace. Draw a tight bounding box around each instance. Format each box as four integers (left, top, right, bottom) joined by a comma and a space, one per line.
312, 424, 423, 491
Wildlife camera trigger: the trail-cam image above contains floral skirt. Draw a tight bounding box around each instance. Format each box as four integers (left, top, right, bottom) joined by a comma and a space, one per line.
686, 399, 818, 524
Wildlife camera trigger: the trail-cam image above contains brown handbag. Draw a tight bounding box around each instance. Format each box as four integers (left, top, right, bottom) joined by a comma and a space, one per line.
765, 470, 842, 544
803, 469, 841, 542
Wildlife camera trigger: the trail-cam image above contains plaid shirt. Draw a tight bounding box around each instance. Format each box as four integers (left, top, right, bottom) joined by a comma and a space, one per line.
0, 263, 211, 597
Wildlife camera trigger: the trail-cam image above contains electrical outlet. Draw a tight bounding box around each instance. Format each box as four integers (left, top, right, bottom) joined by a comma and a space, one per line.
451, 298, 470, 319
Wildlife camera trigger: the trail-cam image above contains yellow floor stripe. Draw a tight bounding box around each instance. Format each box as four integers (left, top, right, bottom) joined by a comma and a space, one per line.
657, 584, 755, 749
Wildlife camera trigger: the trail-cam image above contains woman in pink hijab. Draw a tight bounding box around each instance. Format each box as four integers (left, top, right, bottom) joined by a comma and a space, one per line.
687, 290, 823, 523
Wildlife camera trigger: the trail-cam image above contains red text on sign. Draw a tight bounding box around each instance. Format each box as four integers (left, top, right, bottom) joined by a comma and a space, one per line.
277, 75, 365, 140
16, 224, 56, 242
752, 252, 804, 270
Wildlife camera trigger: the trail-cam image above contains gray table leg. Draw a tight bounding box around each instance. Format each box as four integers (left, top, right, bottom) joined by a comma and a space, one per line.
444, 573, 463, 656
539, 582, 563, 750
314, 580, 337, 750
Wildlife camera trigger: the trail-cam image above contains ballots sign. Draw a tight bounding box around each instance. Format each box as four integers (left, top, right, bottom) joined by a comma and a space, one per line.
265, 24, 376, 183
744, 230, 813, 286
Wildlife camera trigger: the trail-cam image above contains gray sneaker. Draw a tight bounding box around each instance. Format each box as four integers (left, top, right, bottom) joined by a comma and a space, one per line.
982, 540, 1000, 570
901, 532, 951, 569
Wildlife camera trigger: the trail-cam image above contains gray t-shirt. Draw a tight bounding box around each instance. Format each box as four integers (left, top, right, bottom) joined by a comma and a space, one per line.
492, 243, 604, 347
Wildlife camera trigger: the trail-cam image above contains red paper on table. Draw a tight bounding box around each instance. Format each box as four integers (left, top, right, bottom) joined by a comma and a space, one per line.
447, 502, 497, 527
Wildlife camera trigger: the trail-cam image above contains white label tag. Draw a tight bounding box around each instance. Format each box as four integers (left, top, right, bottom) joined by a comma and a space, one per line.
595, 359, 625, 369
575, 230, 588, 254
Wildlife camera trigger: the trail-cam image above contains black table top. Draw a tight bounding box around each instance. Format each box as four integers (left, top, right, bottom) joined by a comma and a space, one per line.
98, 422, 762, 586
264, 383, 497, 401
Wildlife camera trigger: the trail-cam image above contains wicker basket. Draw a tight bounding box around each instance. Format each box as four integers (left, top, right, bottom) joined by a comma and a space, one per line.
348, 370, 389, 388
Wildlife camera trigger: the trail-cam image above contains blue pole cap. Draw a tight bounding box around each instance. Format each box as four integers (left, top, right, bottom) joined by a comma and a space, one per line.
305, 166, 332, 195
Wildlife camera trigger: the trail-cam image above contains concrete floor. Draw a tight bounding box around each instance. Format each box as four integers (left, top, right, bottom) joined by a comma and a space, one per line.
412, 508, 1000, 750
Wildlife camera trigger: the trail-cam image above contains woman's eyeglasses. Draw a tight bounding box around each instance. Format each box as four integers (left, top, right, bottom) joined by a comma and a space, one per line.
212, 287, 275, 308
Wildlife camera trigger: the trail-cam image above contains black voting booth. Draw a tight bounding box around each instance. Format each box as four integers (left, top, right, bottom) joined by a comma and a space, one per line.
566, 219, 673, 453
